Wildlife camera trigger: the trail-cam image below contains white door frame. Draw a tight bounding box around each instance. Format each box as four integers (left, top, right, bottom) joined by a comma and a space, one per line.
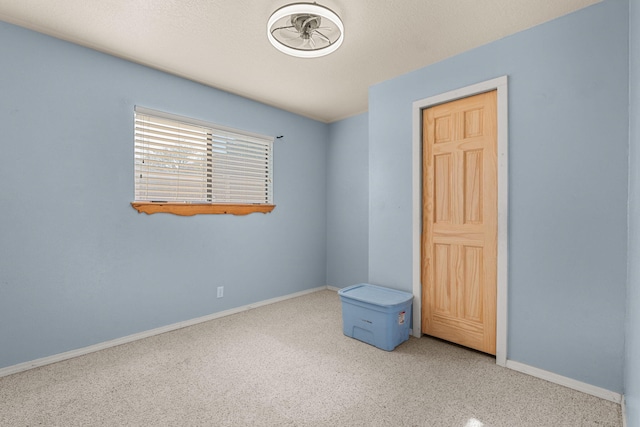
411, 76, 509, 366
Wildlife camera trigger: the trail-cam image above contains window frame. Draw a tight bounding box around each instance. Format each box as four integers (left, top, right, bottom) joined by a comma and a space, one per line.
131, 107, 275, 216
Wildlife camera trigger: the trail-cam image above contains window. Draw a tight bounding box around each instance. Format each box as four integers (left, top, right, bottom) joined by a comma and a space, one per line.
131, 107, 274, 216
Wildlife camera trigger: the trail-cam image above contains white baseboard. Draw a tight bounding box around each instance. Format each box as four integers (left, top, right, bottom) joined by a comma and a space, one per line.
0, 285, 330, 378
506, 360, 622, 404
4, 287, 624, 411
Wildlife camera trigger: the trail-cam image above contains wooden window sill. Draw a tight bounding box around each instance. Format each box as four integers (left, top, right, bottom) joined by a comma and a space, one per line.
131, 202, 275, 216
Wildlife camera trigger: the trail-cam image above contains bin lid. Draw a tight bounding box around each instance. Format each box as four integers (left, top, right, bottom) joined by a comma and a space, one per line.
338, 283, 413, 306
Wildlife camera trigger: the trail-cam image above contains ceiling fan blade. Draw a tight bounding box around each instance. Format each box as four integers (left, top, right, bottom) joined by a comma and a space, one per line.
313, 30, 331, 44
295, 38, 313, 50
279, 30, 302, 41
271, 25, 295, 33
313, 30, 332, 46
287, 37, 306, 49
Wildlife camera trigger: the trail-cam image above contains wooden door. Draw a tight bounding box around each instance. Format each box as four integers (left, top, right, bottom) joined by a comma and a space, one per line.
421, 90, 497, 355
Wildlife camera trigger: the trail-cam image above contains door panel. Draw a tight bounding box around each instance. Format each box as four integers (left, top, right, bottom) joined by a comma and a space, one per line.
434, 154, 452, 223
422, 90, 497, 355
464, 150, 483, 224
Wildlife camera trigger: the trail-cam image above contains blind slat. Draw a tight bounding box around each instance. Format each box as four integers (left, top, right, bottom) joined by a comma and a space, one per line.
136, 115, 210, 135
137, 132, 208, 146
135, 138, 210, 152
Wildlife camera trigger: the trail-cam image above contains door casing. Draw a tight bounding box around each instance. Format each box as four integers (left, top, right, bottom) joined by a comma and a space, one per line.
411, 76, 508, 366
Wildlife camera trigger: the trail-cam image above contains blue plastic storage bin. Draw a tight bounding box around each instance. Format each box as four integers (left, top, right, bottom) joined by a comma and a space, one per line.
338, 283, 413, 351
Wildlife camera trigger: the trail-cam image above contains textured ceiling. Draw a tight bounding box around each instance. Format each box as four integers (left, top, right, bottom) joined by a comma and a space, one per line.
0, 0, 601, 122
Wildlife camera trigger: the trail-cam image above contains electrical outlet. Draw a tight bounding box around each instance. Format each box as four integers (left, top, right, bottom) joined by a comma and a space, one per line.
217, 286, 224, 298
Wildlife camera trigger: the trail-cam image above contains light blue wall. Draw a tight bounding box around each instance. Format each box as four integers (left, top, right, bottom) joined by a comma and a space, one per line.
368, 0, 628, 393
327, 113, 369, 287
626, 0, 640, 423
0, 21, 328, 369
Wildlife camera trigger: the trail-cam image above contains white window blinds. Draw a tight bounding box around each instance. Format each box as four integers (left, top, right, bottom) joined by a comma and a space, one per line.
134, 107, 273, 204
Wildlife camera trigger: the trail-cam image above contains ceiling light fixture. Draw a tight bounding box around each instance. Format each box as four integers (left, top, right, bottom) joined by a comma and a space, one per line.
267, 3, 344, 58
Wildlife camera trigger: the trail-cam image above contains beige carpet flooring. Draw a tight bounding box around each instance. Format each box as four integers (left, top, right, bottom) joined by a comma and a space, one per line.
0, 290, 622, 426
